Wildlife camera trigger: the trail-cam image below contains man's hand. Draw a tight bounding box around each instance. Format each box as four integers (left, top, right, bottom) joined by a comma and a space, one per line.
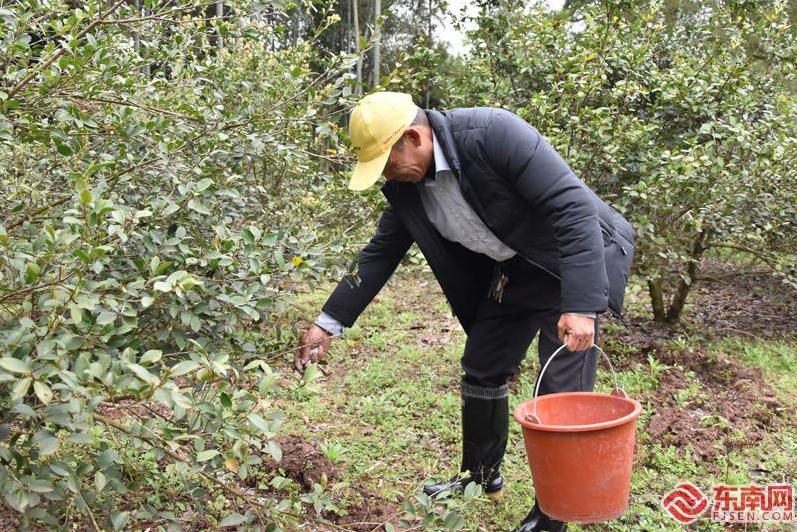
557, 313, 595, 352
294, 324, 334, 371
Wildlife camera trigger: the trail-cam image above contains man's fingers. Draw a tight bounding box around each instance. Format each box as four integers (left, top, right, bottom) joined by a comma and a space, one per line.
578, 335, 594, 352
563, 331, 593, 352
297, 343, 324, 371
563, 329, 582, 351
558, 314, 595, 352
294, 325, 334, 372
295, 350, 309, 371
565, 335, 579, 352
295, 337, 314, 370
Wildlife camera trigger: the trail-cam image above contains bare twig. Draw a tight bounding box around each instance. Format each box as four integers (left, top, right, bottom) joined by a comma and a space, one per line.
94, 414, 271, 510
710, 243, 773, 266
62, 93, 202, 122
0, 276, 74, 304
84, 502, 102, 532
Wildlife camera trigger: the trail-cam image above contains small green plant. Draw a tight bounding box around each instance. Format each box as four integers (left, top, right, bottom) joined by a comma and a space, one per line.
300, 482, 345, 517
647, 354, 670, 381
674, 381, 702, 407
291, 363, 324, 401
642, 444, 701, 479
611, 364, 659, 395
320, 441, 346, 464
670, 336, 692, 353
699, 414, 730, 430
399, 482, 481, 531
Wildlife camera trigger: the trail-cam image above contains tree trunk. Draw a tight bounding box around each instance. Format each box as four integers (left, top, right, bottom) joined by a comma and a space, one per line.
648, 275, 666, 322
665, 231, 710, 322
353, 0, 362, 93
216, 2, 224, 50
133, 0, 151, 77
425, 0, 432, 107
372, 0, 381, 87
347, 0, 352, 59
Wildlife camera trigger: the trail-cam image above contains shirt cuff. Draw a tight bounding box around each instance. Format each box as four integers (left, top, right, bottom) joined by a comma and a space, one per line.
315, 311, 345, 336
565, 312, 597, 319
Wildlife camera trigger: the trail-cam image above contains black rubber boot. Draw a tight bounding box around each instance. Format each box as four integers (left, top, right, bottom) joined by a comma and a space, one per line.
423, 380, 508, 499
516, 502, 567, 532
422, 472, 505, 499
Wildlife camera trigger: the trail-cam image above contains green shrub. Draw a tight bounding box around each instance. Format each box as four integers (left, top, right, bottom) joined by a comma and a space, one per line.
0, 0, 365, 527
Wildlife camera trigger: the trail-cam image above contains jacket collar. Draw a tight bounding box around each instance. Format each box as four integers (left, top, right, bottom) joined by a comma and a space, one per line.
431, 130, 451, 174
425, 109, 462, 176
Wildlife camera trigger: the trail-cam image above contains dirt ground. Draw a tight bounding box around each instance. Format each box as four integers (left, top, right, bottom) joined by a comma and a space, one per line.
267, 434, 341, 490
296, 261, 797, 528
265, 435, 399, 530
607, 261, 796, 469
689, 261, 797, 340
5, 262, 793, 530
617, 261, 797, 349
641, 348, 785, 467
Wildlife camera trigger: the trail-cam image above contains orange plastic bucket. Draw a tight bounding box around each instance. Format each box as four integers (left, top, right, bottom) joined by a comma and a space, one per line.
513, 346, 642, 524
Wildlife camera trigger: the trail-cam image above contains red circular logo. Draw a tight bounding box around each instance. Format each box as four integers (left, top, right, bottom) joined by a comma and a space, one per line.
662, 482, 709, 524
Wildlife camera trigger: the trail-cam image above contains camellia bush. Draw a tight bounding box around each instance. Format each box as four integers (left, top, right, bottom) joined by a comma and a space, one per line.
0, 0, 369, 528
438, 0, 797, 321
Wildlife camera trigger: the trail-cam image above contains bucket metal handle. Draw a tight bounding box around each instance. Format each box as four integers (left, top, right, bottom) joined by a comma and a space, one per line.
525, 344, 626, 424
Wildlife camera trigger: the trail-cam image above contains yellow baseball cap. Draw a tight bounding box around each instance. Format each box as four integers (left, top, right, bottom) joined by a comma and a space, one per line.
348, 92, 419, 191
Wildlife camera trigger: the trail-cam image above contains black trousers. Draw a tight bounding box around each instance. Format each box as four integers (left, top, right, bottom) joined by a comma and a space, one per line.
461, 255, 599, 393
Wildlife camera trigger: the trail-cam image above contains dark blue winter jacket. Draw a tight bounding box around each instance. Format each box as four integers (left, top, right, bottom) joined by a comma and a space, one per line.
322, 107, 635, 333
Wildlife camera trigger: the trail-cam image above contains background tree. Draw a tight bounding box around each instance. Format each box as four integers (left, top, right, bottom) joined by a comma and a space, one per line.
433, 0, 797, 322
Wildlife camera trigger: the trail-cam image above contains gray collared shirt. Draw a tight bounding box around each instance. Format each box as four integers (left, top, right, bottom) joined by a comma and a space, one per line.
417, 131, 517, 262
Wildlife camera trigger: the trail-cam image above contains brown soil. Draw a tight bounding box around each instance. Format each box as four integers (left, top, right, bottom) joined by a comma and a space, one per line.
643, 348, 785, 468
0, 514, 20, 532
604, 340, 789, 470
599, 262, 796, 468
333, 492, 400, 531
689, 261, 797, 340
267, 434, 341, 490
603, 261, 797, 360
607, 317, 792, 469
265, 434, 399, 530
